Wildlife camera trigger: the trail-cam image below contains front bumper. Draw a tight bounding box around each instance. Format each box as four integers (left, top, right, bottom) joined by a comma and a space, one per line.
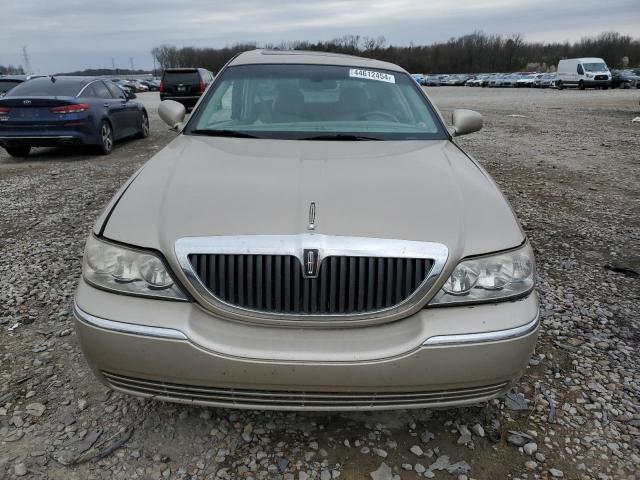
73, 279, 539, 410
584, 79, 611, 87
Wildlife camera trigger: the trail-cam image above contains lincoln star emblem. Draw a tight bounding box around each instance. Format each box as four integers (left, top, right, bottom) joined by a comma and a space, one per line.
302, 249, 319, 278
308, 202, 316, 230
23, 100, 31, 105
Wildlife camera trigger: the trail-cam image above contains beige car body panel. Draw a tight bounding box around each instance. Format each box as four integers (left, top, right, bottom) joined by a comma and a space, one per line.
77, 50, 538, 410
74, 278, 538, 410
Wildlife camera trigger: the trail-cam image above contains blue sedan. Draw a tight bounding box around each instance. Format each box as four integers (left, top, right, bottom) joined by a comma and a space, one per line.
0, 76, 149, 157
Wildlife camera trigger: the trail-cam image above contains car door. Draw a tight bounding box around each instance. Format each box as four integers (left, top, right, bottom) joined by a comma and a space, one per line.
94, 81, 128, 139
105, 81, 139, 137
116, 82, 142, 134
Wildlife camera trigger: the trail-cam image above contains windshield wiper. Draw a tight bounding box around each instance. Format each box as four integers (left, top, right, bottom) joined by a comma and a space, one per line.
191, 129, 262, 139
300, 134, 383, 141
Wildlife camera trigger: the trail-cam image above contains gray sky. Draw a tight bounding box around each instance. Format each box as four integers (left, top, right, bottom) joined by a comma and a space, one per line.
1, 0, 638, 73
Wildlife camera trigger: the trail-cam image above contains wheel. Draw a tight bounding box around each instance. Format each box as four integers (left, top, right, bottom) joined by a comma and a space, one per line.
5, 146, 31, 157
556, 81, 563, 90
602, 86, 609, 90
578, 80, 585, 90
98, 120, 114, 155
136, 111, 149, 139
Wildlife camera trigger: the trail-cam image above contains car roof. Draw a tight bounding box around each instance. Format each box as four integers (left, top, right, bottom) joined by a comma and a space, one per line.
164, 68, 201, 72
0, 75, 30, 81
560, 57, 605, 63
228, 49, 406, 73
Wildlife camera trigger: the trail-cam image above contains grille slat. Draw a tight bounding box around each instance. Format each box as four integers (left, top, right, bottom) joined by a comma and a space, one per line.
189, 254, 432, 316
256, 256, 263, 309
102, 371, 508, 409
237, 255, 244, 306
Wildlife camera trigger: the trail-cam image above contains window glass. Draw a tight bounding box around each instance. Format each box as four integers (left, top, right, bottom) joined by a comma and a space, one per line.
163, 70, 199, 84
583, 62, 607, 72
105, 81, 125, 99
0, 80, 22, 94
6, 78, 81, 96
188, 64, 446, 140
577, 64, 584, 75
93, 81, 113, 99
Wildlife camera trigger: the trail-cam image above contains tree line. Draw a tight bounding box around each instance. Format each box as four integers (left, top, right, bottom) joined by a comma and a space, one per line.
152, 31, 640, 74
54, 68, 151, 76
0, 65, 25, 75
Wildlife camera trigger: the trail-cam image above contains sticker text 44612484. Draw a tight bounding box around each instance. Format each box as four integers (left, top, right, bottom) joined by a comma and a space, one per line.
349, 69, 395, 84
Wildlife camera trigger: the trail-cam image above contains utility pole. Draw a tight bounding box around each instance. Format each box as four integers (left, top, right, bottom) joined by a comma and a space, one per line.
111, 57, 116, 74
21, 46, 33, 75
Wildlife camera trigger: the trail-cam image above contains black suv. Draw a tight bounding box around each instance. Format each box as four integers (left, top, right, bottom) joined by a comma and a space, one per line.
159, 68, 213, 109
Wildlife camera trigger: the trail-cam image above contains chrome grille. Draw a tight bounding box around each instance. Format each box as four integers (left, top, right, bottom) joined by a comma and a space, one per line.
189, 254, 433, 314
102, 371, 509, 410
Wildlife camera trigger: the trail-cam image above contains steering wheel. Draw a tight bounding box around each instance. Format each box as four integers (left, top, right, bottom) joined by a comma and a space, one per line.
357, 111, 399, 122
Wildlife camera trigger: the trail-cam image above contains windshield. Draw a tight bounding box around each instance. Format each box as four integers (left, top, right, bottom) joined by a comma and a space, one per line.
583, 62, 607, 72
187, 64, 446, 140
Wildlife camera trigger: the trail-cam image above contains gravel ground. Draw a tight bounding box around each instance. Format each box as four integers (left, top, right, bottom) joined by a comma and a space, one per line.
0, 88, 638, 480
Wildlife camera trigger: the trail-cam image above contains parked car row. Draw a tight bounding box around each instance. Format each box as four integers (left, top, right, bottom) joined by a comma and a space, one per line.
414, 72, 559, 88
611, 69, 640, 89
413, 58, 638, 91
111, 78, 161, 94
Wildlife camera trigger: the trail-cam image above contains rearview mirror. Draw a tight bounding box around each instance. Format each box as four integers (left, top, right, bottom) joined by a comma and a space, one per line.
159, 100, 186, 130
450, 109, 483, 137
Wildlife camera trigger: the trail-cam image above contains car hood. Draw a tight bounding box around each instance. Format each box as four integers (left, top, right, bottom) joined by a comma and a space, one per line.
101, 135, 523, 266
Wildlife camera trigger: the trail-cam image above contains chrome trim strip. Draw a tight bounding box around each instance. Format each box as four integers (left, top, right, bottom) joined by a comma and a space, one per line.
175, 234, 449, 323
76, 79, 100, 98
0, 136, 75, 140
423, 314, 539, 347
73, 302, 187, 340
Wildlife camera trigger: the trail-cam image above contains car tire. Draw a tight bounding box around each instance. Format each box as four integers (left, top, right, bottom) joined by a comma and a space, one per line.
602, 86, 609, 90
578, 80, 585, 90
136, 111, 150, 139
5, 146, 31, 158
98, 120, 114, 155
556, 81, 563, 90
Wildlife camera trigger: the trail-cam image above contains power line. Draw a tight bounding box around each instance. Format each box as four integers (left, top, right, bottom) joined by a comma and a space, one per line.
21, 46, 32, 74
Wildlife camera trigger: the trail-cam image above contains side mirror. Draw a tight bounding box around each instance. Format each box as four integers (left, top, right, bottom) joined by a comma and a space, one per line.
125, 90, 136, 100
158, 100, 186, 130
450, 109, 483, 137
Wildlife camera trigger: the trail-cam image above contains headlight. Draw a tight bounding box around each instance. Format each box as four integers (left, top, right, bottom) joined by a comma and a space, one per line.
429, 243, 535, 306
83, 235, 187, 300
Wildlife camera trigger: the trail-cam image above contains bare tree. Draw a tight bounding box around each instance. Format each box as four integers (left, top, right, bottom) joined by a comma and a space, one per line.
151, 32, 640, 75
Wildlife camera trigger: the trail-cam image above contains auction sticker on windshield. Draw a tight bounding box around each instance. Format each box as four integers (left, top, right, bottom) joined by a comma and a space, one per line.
349, 69, 395, 83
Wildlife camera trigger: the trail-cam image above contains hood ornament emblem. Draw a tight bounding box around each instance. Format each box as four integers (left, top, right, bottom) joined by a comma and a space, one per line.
308, 202, 316, 231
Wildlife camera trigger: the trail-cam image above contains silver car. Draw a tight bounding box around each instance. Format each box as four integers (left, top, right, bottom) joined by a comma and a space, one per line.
74, 50, 539, 411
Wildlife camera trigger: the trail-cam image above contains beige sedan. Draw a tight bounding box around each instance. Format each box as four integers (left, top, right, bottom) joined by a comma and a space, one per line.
74, 50, 538, 410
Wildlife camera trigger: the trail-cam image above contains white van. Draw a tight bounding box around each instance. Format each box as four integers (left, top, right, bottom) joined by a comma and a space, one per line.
556, 58, 611, 90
